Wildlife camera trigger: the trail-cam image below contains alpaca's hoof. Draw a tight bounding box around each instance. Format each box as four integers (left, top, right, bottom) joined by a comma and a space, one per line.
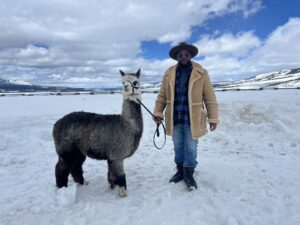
76, 179, 89, 185
117, 186, 127, 197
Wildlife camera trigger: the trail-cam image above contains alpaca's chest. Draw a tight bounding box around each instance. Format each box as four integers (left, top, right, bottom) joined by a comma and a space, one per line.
86, 146, 108, 160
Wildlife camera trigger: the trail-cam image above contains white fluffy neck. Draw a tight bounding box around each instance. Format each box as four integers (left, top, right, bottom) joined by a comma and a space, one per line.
123, 93, 141, 104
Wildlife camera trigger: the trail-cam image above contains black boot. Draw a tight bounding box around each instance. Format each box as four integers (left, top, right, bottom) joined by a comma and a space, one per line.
184, 167, 198, 191
169, 163, 184, 183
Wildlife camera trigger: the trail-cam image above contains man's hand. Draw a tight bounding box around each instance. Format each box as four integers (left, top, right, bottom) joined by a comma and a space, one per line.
153, 116, 163, 125
209, 123, 217, 131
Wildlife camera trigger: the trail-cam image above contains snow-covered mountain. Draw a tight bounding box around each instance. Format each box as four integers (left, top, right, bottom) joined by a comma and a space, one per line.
216, 68, 300, 90
0, 78, 89, 93
8, 79, 32, 86
141, 82, 162, 93
0, 78, 31, 86
142, 68, 300, 92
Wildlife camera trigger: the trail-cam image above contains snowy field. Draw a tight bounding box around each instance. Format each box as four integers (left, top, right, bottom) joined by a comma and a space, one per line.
0, 90, 300, 225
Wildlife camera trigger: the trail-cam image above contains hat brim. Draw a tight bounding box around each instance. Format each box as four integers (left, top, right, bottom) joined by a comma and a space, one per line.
169, 44, 198, 60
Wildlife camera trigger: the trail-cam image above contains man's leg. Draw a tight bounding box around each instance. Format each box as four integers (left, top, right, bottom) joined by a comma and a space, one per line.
170, 125, 185, 183
183, 125, 198, 190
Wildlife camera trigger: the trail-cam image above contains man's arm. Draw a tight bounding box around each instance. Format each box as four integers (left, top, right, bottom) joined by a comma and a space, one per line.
202, 70, 220, 128
153, 75, 167, 121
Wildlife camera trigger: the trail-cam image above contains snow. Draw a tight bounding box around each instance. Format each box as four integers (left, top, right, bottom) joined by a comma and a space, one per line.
0, 90, 300, 225
8, 79, 32, 86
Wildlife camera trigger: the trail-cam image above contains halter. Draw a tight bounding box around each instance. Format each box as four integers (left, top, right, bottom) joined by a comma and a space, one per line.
127, 80, 139, 95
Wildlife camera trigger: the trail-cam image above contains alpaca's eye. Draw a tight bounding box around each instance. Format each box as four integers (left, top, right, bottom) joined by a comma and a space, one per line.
133, 81, 138, 86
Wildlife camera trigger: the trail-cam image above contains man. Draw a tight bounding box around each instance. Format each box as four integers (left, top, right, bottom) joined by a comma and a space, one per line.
153, 42, 219, 191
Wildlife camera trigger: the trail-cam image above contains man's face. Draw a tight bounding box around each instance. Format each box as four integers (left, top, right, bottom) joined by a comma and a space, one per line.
176, 49, 191, 65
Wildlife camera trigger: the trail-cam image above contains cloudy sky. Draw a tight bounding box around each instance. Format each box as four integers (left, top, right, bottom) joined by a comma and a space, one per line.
0, 0, 299, 88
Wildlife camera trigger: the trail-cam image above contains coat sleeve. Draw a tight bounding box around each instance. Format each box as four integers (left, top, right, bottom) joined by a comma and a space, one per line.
153, 74, 167, 119
203, 70, 220, 124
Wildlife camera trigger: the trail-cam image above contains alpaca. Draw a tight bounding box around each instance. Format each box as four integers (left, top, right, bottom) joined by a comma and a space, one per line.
52, 69, 143, 197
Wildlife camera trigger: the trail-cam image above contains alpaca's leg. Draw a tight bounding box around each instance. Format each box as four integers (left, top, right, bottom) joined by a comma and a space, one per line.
55, 148, 76, 188
55, 157, 72, 188
107, 160, 115, 189
71, 151, 86, 185
110, 159, 127, 197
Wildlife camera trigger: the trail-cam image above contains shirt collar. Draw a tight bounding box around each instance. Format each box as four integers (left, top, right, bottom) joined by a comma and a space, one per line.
177, 61, 192, 70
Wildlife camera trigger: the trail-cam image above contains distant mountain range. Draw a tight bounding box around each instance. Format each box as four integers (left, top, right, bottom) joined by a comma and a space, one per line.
141, 67, 300, 92
214, 68, 300, 90
1, 67, 299, 93
0, 78, 90, 93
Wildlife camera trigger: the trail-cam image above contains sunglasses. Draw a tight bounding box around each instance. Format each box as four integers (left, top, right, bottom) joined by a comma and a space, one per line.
177, 52, 191, 59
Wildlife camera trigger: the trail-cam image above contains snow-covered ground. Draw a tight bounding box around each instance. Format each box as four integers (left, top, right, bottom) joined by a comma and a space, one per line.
0, 90, 299, 225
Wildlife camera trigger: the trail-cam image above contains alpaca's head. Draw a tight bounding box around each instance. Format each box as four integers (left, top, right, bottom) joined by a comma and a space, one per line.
120, 69, 141, 103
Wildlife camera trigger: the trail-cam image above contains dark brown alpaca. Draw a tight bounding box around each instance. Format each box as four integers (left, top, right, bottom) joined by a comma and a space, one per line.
53, 69, 143, 197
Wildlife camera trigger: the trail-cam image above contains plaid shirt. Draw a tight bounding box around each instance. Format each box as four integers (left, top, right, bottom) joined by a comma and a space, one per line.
174, 62, 192, 125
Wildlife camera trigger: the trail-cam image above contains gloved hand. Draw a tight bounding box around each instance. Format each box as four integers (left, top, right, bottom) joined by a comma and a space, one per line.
209, 123, 217, 131
153, 116, 163, 125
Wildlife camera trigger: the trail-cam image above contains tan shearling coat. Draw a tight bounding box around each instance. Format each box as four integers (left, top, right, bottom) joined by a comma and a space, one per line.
153, 61, 219, 139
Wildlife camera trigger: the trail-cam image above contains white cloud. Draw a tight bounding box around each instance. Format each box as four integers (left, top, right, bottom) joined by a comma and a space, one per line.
193, 18, 300, 81
247, 18, 300, 71
195, 32, 261, 57
191, 31, 263, 81
0, 0, 267, 86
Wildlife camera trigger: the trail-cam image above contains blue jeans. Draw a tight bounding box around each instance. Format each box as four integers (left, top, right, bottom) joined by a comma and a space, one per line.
172, 124, 198, 168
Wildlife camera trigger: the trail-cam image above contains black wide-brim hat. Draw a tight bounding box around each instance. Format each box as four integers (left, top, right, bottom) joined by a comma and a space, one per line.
169, 42, 198, 60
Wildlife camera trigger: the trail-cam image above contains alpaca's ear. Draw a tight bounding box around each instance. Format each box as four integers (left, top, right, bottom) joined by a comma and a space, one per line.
119, 70, 125, 76
136, 68, 141, 78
